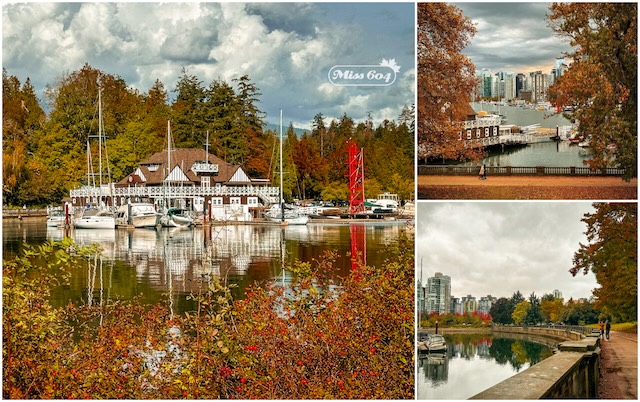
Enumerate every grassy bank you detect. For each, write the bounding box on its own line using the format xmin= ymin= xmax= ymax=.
xmin=588 ymin=322 xmax=637 ymax=333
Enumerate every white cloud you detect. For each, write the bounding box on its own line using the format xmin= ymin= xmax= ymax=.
xmin=3 ymin=2 xmax=414 ymax=128
xmin=417 ymin=202 xmax=599 ymax=301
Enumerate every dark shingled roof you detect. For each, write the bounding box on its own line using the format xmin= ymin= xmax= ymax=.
xmin=117 ymin=148 xmax=249 ymax=186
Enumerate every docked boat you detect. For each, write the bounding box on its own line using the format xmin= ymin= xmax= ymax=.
xmin=74 ymin=208 xmax=116 ymax=229
xmin=417 ymin=333 xmax=447 ymax=353
xmin=578 ymin=138 xmax=590 ymax=148
xmin=46 ymin=208 xmax=66 ymax=227
xmin=567 ymin=136 xmax=581 ymax=145
xmin=264 ymin=204 xmax=310 ymax=225
xmin=160 ymin=207 xmax=194 ymax=228
xmin=116 ymin=203 xmax=159 ymax=228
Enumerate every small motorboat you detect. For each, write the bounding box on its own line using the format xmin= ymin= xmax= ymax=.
xmin=46 ymin=208 xmax=66 ymax=227
xmin=417 ymin=333 xmax=447 ymax=353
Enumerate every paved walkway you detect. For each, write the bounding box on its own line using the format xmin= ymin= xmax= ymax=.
xmin=418 ymin=175 xmax=637 ymax=200
xmin=598 ymin=331 xmax=637 ymax=399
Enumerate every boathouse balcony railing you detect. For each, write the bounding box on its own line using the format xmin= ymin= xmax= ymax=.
xmin=418 ymin=165 xmax=626 ymax=176
xmin=70 ymin=185 xmax=281 ymax=205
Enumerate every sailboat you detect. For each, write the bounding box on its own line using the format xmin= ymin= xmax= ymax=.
xmin=264 ymin=111 xmax=309 ymax=225
xmin=75 ymin=87 xmax=115 ymax=229
xmin=159 ymin=121 xmax=194 ymax=228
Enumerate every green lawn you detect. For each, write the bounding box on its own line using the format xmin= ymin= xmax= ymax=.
xmin=588 ymin=322 xmax=637 ymax=333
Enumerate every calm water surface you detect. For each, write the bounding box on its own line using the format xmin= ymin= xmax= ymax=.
xmin=464 ymin=141 xmax=593 ymax=168
xmin=472 ymin=102 xmax=572 ymax=128
xmin=3 ymin=219 xmax=409 ymax=314
xmin=456 ymin=103 xmax=590 ymax=167
xmin=417 ymin=333 xmax=554 ymax=400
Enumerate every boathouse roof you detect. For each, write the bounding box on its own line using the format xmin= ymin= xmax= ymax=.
xmin=116 ymin=148 xmax=267 ymax=187
xmin=465 ymin=103 xmax=477 ymax=120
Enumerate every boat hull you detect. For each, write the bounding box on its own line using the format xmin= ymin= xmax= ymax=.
xmin=46 ymin=217 xmax=66 ymax=227
xmin=265 ymin=214 xmax=309 ymax=225
xmin=74 ymin=217 xmax=115 ymax=229
xmin=160 ymin=214 xmax=193 ymax=228
xmin=131 ymin=214 xmax=159 ymax=228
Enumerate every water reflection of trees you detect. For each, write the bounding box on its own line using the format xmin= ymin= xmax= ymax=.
xmin=421 ymin=333 xmax=554 ymax=385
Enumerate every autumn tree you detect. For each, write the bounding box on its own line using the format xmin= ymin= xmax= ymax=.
xmin=572 ymin=203 xmax=637 ymax=322
xmin=548 ymin=3 xmax=637 ymax=179
xmin=561 ymin=299 xmax=600 ymax=325
xmin=512 ymin=301 xmax=530 ymax=325
xmin=417 ymin=2 xmax=482 ymax=162
xmin=540 ymin=294 xmax=565 ymax=323
xmin=3 ymin=70 xmax=46 ymax=205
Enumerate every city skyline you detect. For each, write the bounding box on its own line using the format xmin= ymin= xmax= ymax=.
xmin=454 ymin=2 xmax=573 ymax=74
xmin=416 ymin=202 xmax=600 ymax=301
xmin=2 ymin=2 xmax=414 ymax=129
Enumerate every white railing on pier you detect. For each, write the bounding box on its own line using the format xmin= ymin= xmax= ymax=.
xmin=70 ymin=185 xmax=280 ymax=205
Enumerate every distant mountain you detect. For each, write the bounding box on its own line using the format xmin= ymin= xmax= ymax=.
xmin=264 ymin=123 xmax=309 ymax=137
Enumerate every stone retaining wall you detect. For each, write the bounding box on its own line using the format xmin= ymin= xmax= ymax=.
xmin=491 ymin=325 xmax=585 ymax=341
xmin=471 ymin=329 xmax=601 ymax=399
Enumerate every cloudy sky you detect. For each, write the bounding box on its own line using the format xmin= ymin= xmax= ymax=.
xmin=2 ymin=2 xmax=414 ymax=129
xmin=416 ymin=202 xmax=600 ymax=301
xmin=454 ymin=2 xmax=573 ymax=74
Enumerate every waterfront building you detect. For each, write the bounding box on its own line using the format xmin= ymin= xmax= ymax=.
xmin=515 ymin=73 xmax=526 ymax=98
xmin=417 ymin=279 xmax=426 ymax=314
xmin=530 ymin=70 xmax=548 ymax=103
xmin=459 ymin=104 xmax=516 ymax=147
xmin=552 ymin=289 xmax=563 ymax=299
xmin=478 ymin=295 xmax=497 ymax=315
xmin=425 ymin=272 xmax=451 ymax=315
xmin=70 ymin=148 xmax=280 ymax=221
xmin=461 ymin=295 xmax=477 ymax=314
xmin=450 ymin=296 xmax=460 ymax=315
xmin=477 ymin=69 xmax=494 ymax=98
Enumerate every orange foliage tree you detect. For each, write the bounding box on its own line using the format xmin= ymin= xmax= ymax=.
xmin=572 ymin=203 xmax=637 ymax=322
xmin=417 ymin=3 xmax=482 ymax=163
xmin=548 ymin=3 xmax=637 ymax=179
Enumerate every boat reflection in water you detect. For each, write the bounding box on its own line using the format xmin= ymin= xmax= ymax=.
xmin=417 ymin=333 xmax=555 ymax=400
xmin=42 ymin=222 xmax=409 ymax=314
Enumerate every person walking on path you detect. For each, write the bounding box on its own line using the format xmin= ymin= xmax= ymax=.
xmin=479 ymin=164 xmax=487 ymax=180
xmin=599 ymin=321 xmax=605 ymax=339
xmin=605 ymin=319 xmax=611 ymax=340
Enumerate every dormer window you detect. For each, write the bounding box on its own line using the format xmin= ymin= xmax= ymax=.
xmin=146 ymin=164 xmax=160 ymax=172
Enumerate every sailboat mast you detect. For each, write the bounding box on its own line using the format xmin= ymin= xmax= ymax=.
xmin=167 ymin=120 xmax=171 ymax=181
xmin=205 ymin=131 xmax=209 ymax=164
xmin=166 ymin=120 xmax=171 ymax=209
xmin=279 ymin=110 xmax=284 ymax=223
xmin=98 ymin=87 xmax=103 ymax=188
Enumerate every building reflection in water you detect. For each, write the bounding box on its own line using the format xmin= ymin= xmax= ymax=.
xmin=43 ymin=222 xmax=409 ymax=314
xmin=419 ymin=333 xmax=554 ymax=387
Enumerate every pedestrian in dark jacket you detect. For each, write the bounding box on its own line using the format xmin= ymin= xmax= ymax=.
xmin=605 ymin=320 xmax=611 ymax=340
